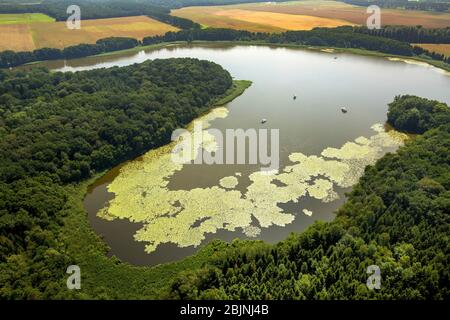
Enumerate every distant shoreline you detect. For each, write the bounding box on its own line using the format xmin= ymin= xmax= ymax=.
xmin=25 ymin=40 xmax=450 ymax=73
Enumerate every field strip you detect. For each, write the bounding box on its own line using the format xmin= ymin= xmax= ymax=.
xmin=214 ymin=8 xmax=354 ymax=30
xmin=0 ymin=24 xmax=35 ymax=51
xmin=0 ymin=15 xmax=178 ymax=51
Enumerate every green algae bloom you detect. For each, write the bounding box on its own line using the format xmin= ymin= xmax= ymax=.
xmin=98 ymin=107 xmax=409 ymax=254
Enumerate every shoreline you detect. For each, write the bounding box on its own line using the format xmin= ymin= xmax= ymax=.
xmin=22 ymin=40 xmax=450 ymax=73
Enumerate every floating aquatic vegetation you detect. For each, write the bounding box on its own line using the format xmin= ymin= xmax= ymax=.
xmin=243 ymin=225 xmax=261 ymax=238
xmin=307 ymin=179 xmax=339 ymax=202
xmin=303 ymin=209 xmax=313 ymax=217
xmin=99 ymin=116 xmax=409 ymax=254
xmin=219 ymin=176 xmax=239 ymax=189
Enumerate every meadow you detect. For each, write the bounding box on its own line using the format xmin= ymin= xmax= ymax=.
xmin=0 ymin=13 xmax=54 ymax=25
xmin=0 ymin=15 xmax=178 ymax=51
xmin=172 ymin=0 xmax=450 ymax=31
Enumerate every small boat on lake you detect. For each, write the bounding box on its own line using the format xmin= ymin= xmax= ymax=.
xmin=261 ymin=118 xmax=267 ymax=124
xmin=341 ymin=107 xmax=348 ymax=113
xmin=293 ymin=95 xmax=297 ymax=100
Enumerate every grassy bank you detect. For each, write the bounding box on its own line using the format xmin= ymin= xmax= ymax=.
xmin=213 ymin=80 xmax=252 ymax=106
xmin=60 ymin=79 xmax=252 ymax=299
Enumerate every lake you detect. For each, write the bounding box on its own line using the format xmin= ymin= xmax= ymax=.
xmin=42 ymin=44 xmax=450 ymax=266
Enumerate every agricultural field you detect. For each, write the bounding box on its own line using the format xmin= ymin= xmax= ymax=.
xmin=171 ymin=4 xmax=353 ymax=32
xmin=0 ymin=13 xmax=54 ymax=24
xmin=0 ymin=15 xmax=178 ymax=51
xmin=0 ymin=24 xmax=35 ymax=51
xmin=413 ymin=43 xmax=450 ymax=57
xmin=172 ymin=0 xmax=450 ymax=31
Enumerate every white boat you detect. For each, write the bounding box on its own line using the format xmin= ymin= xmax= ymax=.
xmin=261 ymin=118 xmax=267 ymax=123
xmin=341 ymin=107 xmax=348 ymax=113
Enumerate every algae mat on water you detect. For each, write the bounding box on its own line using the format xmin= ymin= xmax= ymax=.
xmin=98 ymin=107 xmax=408 ymax=254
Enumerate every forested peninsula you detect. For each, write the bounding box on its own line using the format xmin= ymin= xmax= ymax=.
xmin=0 ymin=58 xmax=235 ymax=298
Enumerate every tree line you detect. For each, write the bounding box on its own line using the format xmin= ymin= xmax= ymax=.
xmin=169 ymin=95 xmax=450 ymax=300
xmin=0 ymin=58 xmax=233 ymax=298
xmin=353 ymin=26 xmax=450 ymax=44
xmin=0 ymin=37 xmax=140 ymax=67
xmin=341 ymin=0 xmax=450 ymax=12
xmin=352 ymin=26 xmax=450 ymax=61
xmin=6 ymin=26 xmax=450 ymax=68
xmin=144 ymin=26 xmax=450 ymax=62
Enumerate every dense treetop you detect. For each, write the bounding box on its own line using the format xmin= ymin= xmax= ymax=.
xmin=0 ymin=58 xmax=232 ymax=183
xmin=388 ymin=95 xmax=450 ymax=134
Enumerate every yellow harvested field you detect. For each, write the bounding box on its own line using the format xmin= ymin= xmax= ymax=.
xmin=215 ymin=9 xmax=354 ymax=30
xmin=172 ymin=5 xmax=353 ymax=32
xmin=31 ymin=16 xmax=178 ymax=49
xmin=172 ymin=0 xmax=450 ymax=31
xmin=413 ymin=43 xmax=450 ymax=57
xmin=0 ymin=24 xmax=35 ymax=51
xmin=0 ymin=15 xmax=178 ymax=51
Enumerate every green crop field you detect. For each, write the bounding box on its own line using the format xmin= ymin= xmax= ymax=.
xmin=0 ymin=13 xmax=55 ymax=25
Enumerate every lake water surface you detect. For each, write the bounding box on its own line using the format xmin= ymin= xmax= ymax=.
xmin=43 ymin=44 xmax=450 ymax=266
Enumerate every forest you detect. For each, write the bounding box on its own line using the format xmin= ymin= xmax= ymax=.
xmin=168 ymin=95 xmax=450 ymax=299
xmin=0 ymin=58 xmax=233 ymax=298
